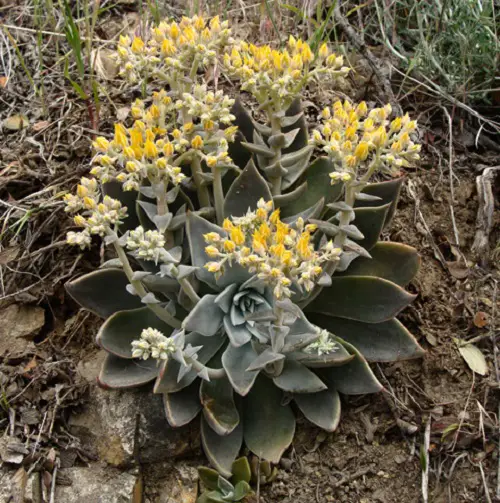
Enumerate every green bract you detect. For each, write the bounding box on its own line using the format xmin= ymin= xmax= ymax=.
xmin=64 ymin=15 xmax=423 ymax=478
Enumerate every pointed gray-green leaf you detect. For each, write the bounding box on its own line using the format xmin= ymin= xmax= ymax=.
xmin=280 ymin=111 xmax=304 ymax=128
xmin=317 ymin=339 xmax=383 ymax=395
xmin=201 ymin=377 xmax=240 ymax=436
xmin=282 ymin=99 xmax=308 ymax=154
xmin=282 ymin=198 xmax=324 ymax=226
xmin=294 ymin=388 xmax=341 ymax=432
xmin=66 ymin=269 xmax=142 ymax=318
xmin=308 ymin=314 xmax=425 ymax=362
xmin=348 ymin=204 xmax=390 ymax=250
xmin=224 ymin=317 xmax=252 ymax=347
xmin=215 ymin=284 xmax=239 ymax=313
xmin=201 ymin=416 xmax=243 ymax=478
xmin=336 ymin=242 xmax=420 ymax=286
xmin=98 ymin=354 xmax=158 ymax=389
xmin=243 ymin=375 xmax=295 ymax=463
xmin=183 ymin=294 xmax=224 ymax=336
xmin=240 ymin=141 xmax=274 ymax=158
xmin=154 ymin=333 xmax=225 ymax=393
xmin=273 ymin=360 xmax=327 ymax=393
xmin=229 ymin=99 xmax=253 ymax=168
xmin=273 ymin=181 xmax=308 ymax=209
xmin=163 ymin=380 xmax=201 ymax=427
xmin=354 ymin=178 xmax=404 ymax=229
xmin=290 ymin=345 xmax=355 ymax=368
xmin=307 ymin=276 xmax=416 ymax=323
xmin=142 ymin=274 xmax=180 ymax=295
xmin=222 ymin=342 xmax=260 ymax=396
xmin=97 ymin=307 xmax=174 ymax=358
xmin=198 ymin=467 xmax=220 ymax=491
xmin=224 ymin=160 xmax=273 ymax=218
xmin=282 ymin=157 xmax=342 ymax=215
xmin=246 ymin=348 xmax=285 ymax=372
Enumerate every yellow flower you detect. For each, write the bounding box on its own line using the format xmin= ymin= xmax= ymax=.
xmin=355 ymin=102 xmax=368 ymax=117
xmin=150 ymin=105 xmax=160 ymax=119
xmin=74 ymin=215 xmax=86 ymax=227
xmin=203 ymin=119 xmax=214 ymax=131
xmin=206 ymin=156 xmax=218 ymax=168
xmin=131 ymin=107 xmax=142 ymax=119
xmin=76 ymin=185 xmax=88 ymax=198
xmin=223 ymin=240 xmax=236 ymax=253
xmin=318 ymin=43 xmax=329 ymax=59
xmin=114 ymin=124 xmax=128 ymax=148
xmin=222 ymin=218 xmax=233 ymax=231
xmin=161 ymin=39 xmax=176 ymax=56
xmin=205 ymin=245 xmax=219 ymax=258
xmin=191 ymin=135 xmax=204 ymax=149
xmin=183 ymin=123 xmax=194 ymax=134
xmin=83 ymin=197 xmax=96 ymax=209
xmin=206 ymin=262 xmax=221 ymax=273
xmin=94 ymin=136 xmax=110 ymax=151
xmin=296 ymin=232 xmax=312 ymax=259
xmin=163 ymin=142 xmax=174 ymax=156
xmin=230 ymin=226 xmax=245 ymax=245
xmin=204 ymin=232 xmax=220 ymax=243
xmin=144 ymin=140 xmax=158 ymax=158
xmin=345 ymin=155 xmax=357 ymax=168
xmin=269 ymin=209 xmax=281 ymax=225
xmin=131 ymin=37 xmax=145 ymax=54
xmin=354 ymin=142 xmax=369 ymax=161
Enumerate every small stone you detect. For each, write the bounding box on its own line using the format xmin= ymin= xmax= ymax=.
xmin=70 ymin=352 xmax=199 ymax=467
xmin=394 ymin=454 xmax=406 ymax=464
xmin=55 ymin=465 xmax=135 ymax=502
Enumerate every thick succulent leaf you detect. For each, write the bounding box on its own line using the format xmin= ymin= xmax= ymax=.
xmin=229 ymin=99 xmax=253 ymax=168
xmin=273 ymin=181 xmax=308 ymax=209
xmin=200 ymin=377 xmax=240 ymax=436
xmin=336 ymin=242 xmax=420 ymax=287
xmin=102 ymin=181 xmax=140 ymax=232
xmin=97 ymin=307 xmax=174 ymax=358
xmin=223 ymin=160 xmax=273 ymax=218
xmin=201 ymin=416 xmax=243 ymax=478
xmin=243 ymin=375 xmax=295 ymax=463
xmin=308 ymin=314 xmax=424 ymax=362
xmin=233 ymin=480 xmax=251 ymax=501
xmin=291 ymin=346 xmax=355 ymax=368
xmin=198 ymin=467 xmax=220 ymax=491
xmin=246 ymin=348 xmax=285 ymax=372
xmin=224 ymin=317 xmax=252 ymax=347
xmin=183 ymin=295 xmax=224 ymax=336
xmin=317 ymin=339 xmax=383 ymax=395
xmin=282 ymin=157 xmax=342 ymax=217
xmin=307 ymin=276 xmax=416 ymax=323
xmin=273 ymin=360 xmax=327 ymax=393
xmin=163 ymin=380 xmax=201 ymax=427
xmin=282 ymin=198 xmax=324 ymax=226
xmin=154 ymin=333 xmax=225 ymax=393
xmin=66 ymin=269 xmax=142 ymax=318
xmin=349 ymin=204 xmax=390 ymax=251
xmin=222 ymin=343 xmax=260 ymax=396
xmin=231 ymin=457 xmax=252 ymax=484
xmin=282 ymin=99 xmax=308 ymax=156
xmin=354 ymin=178 xmax=404 ymax=229
xmin=98 ymin=354 xmax=158 ymax=389
xmin=294 ymin=388 xmax=341 ymax=432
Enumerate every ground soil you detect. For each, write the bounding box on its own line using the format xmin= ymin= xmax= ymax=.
xmin=0 ymin=2 xmax=499 ymax=503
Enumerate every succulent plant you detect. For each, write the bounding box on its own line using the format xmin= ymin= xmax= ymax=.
xmin=64 ymin=15 xmax=424 ymax=477
xmin=197 ymin=457 xmax=253 ymax=503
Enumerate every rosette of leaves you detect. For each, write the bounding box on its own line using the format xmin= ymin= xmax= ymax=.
xmin=65 ymin=97 xmax=423 ymax=477
xmin=198 ymin=457 xmax=252 ymax=503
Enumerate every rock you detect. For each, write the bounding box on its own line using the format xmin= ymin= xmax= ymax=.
xmin=0 ymin=303 xmax=44 ymax=356
xmin=56 ymin=465 xmax=136 ymax=502
xmin=148 ymin=462 xmax=199 ymax=503
xmin=71 ymin=351 xmax=199 ymax=467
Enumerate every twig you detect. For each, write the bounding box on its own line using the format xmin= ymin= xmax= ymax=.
xmin=472 ymin=167 xmax=499 ymax=267
xmin=421 ymin=416 xmax=431 ymax=503
xmin=48 ymin=461 xmax=59 ymax=503
xmin=333 ymin=466 xmax=374 ymax=488
xmin=478 ymin=461 xmax=493 ymax=503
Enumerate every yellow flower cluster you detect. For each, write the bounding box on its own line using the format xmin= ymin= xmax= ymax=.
xmin=116 ymin=15 xmax=232 ymax=86
xmin=90 ymin=122 xmax=188 ymax=192
xmin=64 ymin=177 xmax=127 ymax=249
xmin=223 ymin=37 xmax=349 ymax=111
xmin=310 ymin=100 xmax=421 ymax=182
xmin=203 ymin=199 xmax=341 ymax=299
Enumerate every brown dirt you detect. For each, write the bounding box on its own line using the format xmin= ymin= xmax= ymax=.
xmin=1 ymin=2 xmax=499 ymax=503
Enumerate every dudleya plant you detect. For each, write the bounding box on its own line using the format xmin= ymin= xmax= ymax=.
xmin=64 ymin=15 xmax=424 ymax=477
